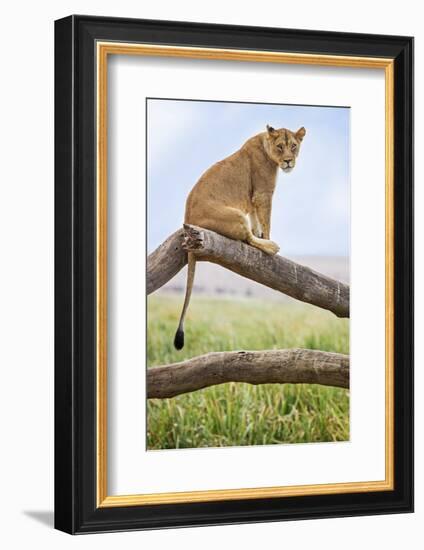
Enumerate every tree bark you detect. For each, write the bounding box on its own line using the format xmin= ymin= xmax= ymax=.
xmin=147 ymin=225 xmax=349 ymax=318
xmin=147 ymin=349 xmax=349 ymax=399
xmin=147 ymin=229 xmax=187 ymax=295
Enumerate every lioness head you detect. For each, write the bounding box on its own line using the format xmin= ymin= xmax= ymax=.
xmin=264 ymin=125 xmax=306 ymax=173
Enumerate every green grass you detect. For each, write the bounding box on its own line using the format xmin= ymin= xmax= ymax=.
xmin=147 ymin=294 xmax=349 ymax=450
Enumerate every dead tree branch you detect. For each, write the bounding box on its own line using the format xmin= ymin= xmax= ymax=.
xmin=147 ymin=349 xmax=349 ymax=399
xmin=147 ymin=226 xmax=349 ymax=318
xmin=147 ymin=229 xmax=187 ymax=295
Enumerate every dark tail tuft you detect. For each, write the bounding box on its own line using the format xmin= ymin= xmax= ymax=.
xmin=174 ymin=329 xmax=184 ymax=350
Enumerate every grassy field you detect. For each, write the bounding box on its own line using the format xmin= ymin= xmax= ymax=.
xmin=147 ymin=294 xmax=349 ymax=450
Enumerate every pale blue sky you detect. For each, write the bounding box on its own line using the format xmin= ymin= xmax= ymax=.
xmin=147 ymin=99 xmax=350 ymax=257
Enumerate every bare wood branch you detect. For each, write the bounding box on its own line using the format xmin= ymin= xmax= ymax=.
xmin=147 ymin=226 xmax=349 ymax=317
xmin=147 ymin=349 xmax=349 ymax=399
xmin=147 ymin=229 xmax=187 ymax=294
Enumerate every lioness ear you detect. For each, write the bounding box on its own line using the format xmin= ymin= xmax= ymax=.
xmin=266 ymin=124 xmax=278 ymax=138
xmin=296 ymin=127 xmax=306 ymax=141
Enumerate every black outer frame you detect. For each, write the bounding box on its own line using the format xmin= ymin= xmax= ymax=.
xmin=54 ymin=15 xmax=414 ymax=534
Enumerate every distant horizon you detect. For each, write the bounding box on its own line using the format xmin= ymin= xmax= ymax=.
xmin=147 ymin=98 xmax=350 ymax=257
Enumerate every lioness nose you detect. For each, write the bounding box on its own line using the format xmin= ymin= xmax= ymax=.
xmin=283 ymin=159 xmax=291 ymax=164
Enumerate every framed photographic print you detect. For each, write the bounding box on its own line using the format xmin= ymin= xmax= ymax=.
xmin=54 ymin=15 xmax=413 ymax=534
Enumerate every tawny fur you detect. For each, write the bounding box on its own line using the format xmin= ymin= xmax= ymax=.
xmin=174 ymin=125 xmax=306 ymax=350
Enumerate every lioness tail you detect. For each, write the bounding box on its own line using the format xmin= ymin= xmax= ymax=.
xmin=174 ymin=252 xmax=196 ymax=350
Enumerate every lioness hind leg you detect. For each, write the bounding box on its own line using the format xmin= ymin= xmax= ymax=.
xmin=194 ymin=206 xmax=252 ymax=241
xmin=196 ymin=207 xmax=279 ymax=256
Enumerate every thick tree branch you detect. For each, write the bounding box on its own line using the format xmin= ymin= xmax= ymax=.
xmin=147 ymin=229 xmax=187 ymax=295
xmin=147 ymin=349 xmax=349 ymax=399
xmin=147 ymin=226 xmax=349 ymax=317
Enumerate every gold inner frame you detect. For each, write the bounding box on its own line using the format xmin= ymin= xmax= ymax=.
xmin=96 ymin=42 xmax=395 ymax=508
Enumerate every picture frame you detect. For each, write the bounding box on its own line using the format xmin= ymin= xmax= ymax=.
xmin=54 ymin=15 xmax=413 ymax=534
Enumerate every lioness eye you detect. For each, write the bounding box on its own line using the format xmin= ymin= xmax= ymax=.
xmin=291 ymin=143 xmax=297 ymax=151
xmin=277 ymin=144 xmax=283 ymax=151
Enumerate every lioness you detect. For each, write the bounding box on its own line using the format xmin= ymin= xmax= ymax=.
xmin=174 ymin=124 xmax=306 ymax=350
